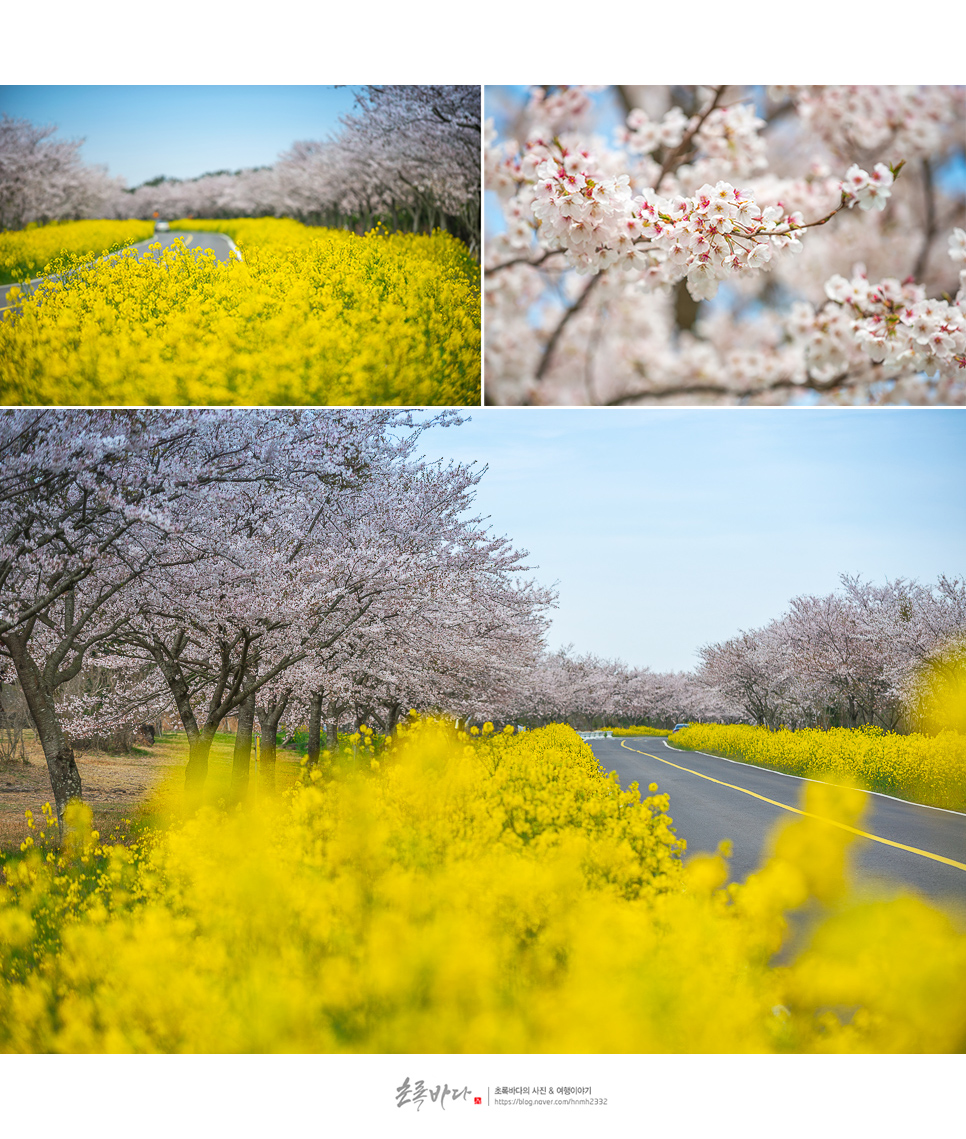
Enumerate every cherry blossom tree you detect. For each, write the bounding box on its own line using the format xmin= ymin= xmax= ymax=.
xmin=336 ymin=85 xmax=481 ymax=248
xmin=0 ymin=410 xmax=212 ymax=829
xmin=0 ymin=115 xmax=123 ymax=230
xmin=1 ymin=409 xmax=493 ymax=821
xmin=281 ymin=451 xmax=555 ymax=766
xmin=502 ymin=573 xmax=966 ymax=733
xmin=101 ymin=410 xmax=493 ymax=798
xmin=507 ymin=647 xmax=726 ymax=729
xmin=484 ymin=85 xmax=965 ymax=405
xmin=697 ymin=574 xmax=966 ymax=730
xmin=3 ymin=88 xmax=481 ymax=247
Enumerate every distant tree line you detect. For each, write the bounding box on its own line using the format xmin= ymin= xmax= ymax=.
xmin=509 ymin=574 xmax=966 ymax=733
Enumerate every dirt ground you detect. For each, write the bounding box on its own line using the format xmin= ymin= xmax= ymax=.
xmin=0 ymin=730 xmax=307 ymax=850
xmin=0 ymin=732 xmax=184 ymax=850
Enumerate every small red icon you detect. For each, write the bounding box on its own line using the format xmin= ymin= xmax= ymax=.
xmin=474 ymin=1097 xmax=482 ymax=1105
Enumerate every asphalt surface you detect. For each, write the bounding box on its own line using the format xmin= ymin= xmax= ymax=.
xmin=589 ymin=736 xmax=966 ymax=911
xmin=119 ymin=229 xmax=240 ymax=263
xmin=0 ymin=230 xmax=240 ymax=314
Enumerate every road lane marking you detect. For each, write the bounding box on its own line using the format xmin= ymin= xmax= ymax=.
xmin=619 ymin=741 xmax=966 ymax=873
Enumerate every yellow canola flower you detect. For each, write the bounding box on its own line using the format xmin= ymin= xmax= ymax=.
xmin=911 ymin=642 xmax=966 ymax=735
xmin=0 ymin=721 xmax=963 ymax=1053
xmin=605 ymin=725 xmax=671 ymax=738
xmin=1 ymin=218 xmax=480 ymax=406
xmin=670 ymin=722 xmax=966 ymax=812
xmin=0 ymin=219 xmax=154 ymax=282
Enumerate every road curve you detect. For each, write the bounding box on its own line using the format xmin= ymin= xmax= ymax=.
xmin=588 ymin=735 xmax=966 ymax=909
xmin=0 ymin=230 xmax=241 ymax=315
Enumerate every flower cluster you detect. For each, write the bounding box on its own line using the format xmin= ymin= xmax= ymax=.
xmin=619 ymin=101 xmax=769 ymax=189
xmin=685 ymin=103 xmax=769 ymax=182
xmin=1 ymin=721 xmax=965 ymax=1052
xmin=840 ymin=163 xmax=895 ymax=211
xmin=524 ymin=85 xmax=597 ymax=134
xmin=773 ymin=85 xmax=966 ymax=161
xmin=789 ymin=256 xmax=966 ymax=386
xmin=0 ymin=218 xmax=154 ymax=283
xmin=530 ymin=152 xmax=637 ymax=273
xmin=619 ymin=105 xmax=689 ymax=155
xmin=1 ymin=218 xmax=480 ymax=406
xmin=529 ymin=142 xmax=805 ymax=299
xmin=650 ymin=179 xmax=803 ymax=301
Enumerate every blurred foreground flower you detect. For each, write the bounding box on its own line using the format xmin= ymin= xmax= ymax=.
xmin=0 ymin=721 xmax=963 ymax=1052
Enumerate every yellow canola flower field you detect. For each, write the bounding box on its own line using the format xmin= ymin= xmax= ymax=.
xmin=605 ymin=726 xmax=671 ymax=737
xmin=669 ymin=723 xmax=966 ymax=812
xmin=1 ymin=218 xmax=480 ymax=406
xmin=0 ymin=219 xmax=154 ymax=283
xmin=1 ymin=721 xmax=964 ymax=1053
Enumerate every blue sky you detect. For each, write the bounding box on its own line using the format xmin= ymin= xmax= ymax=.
xmin=0 ymin=86 xmax=364 ymax=186
xmin=416 ymin=409 xmax=966 ymax=673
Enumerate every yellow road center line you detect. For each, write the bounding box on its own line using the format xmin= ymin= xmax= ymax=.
xmin=620 ymin=741 xmax=966 ymax=873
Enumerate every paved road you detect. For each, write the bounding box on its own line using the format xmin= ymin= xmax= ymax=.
xmin=0 ymin=230 xmax=241 ymax=314
xmin=589 ymin=736 xmax=966 ymax=910
xmin=117 ymin=229 xmax=241 ymax=264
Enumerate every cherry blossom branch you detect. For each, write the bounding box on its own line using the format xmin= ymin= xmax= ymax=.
xmin=657 ymin=85 xmax=727 ymax=184
xmin=535 ymin=273 xmax=602 ymax=382
xmin=603 ymin=368 xmax=855 ymax=405
xmin=483 ymin=248 xmax=565 ymax=276
xmin=913 ymin=158 xmax=937 ymax=283
xmin=584 ymin=300 xmax=609 ymax=403
xmin=486 ymin=85 xmax=964 ymax=406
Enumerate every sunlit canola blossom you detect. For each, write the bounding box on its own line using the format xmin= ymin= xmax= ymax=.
xmin=0 ymin=218 xmax=480 ymax=406
xmin=0 ymin=219 xmax=154 ymax=282
xmin=1 ymin=720 xmax=964 ymax=1053
xmin=670 ymin=723 xmax=966 ymax=812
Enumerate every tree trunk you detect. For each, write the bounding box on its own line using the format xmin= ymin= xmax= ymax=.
xmin=258 ymin=726 xmax=276 ymax=795
xmin=4 ymin=633 xmax=82 ymax=839
xmin=326 ymin=717 xmax=339 ymax=751
xmin=229 ymin=687 xmax=256 ymax=807
xmin=385 ymin=701 xmax=403 ymax=736
xmin=257 ymin=692 xmax=290 ymax=796
xmin=307 ymin=690 xmax=323 ymax=766
xmin=184 ymin=729 xmax=216 ymax=806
